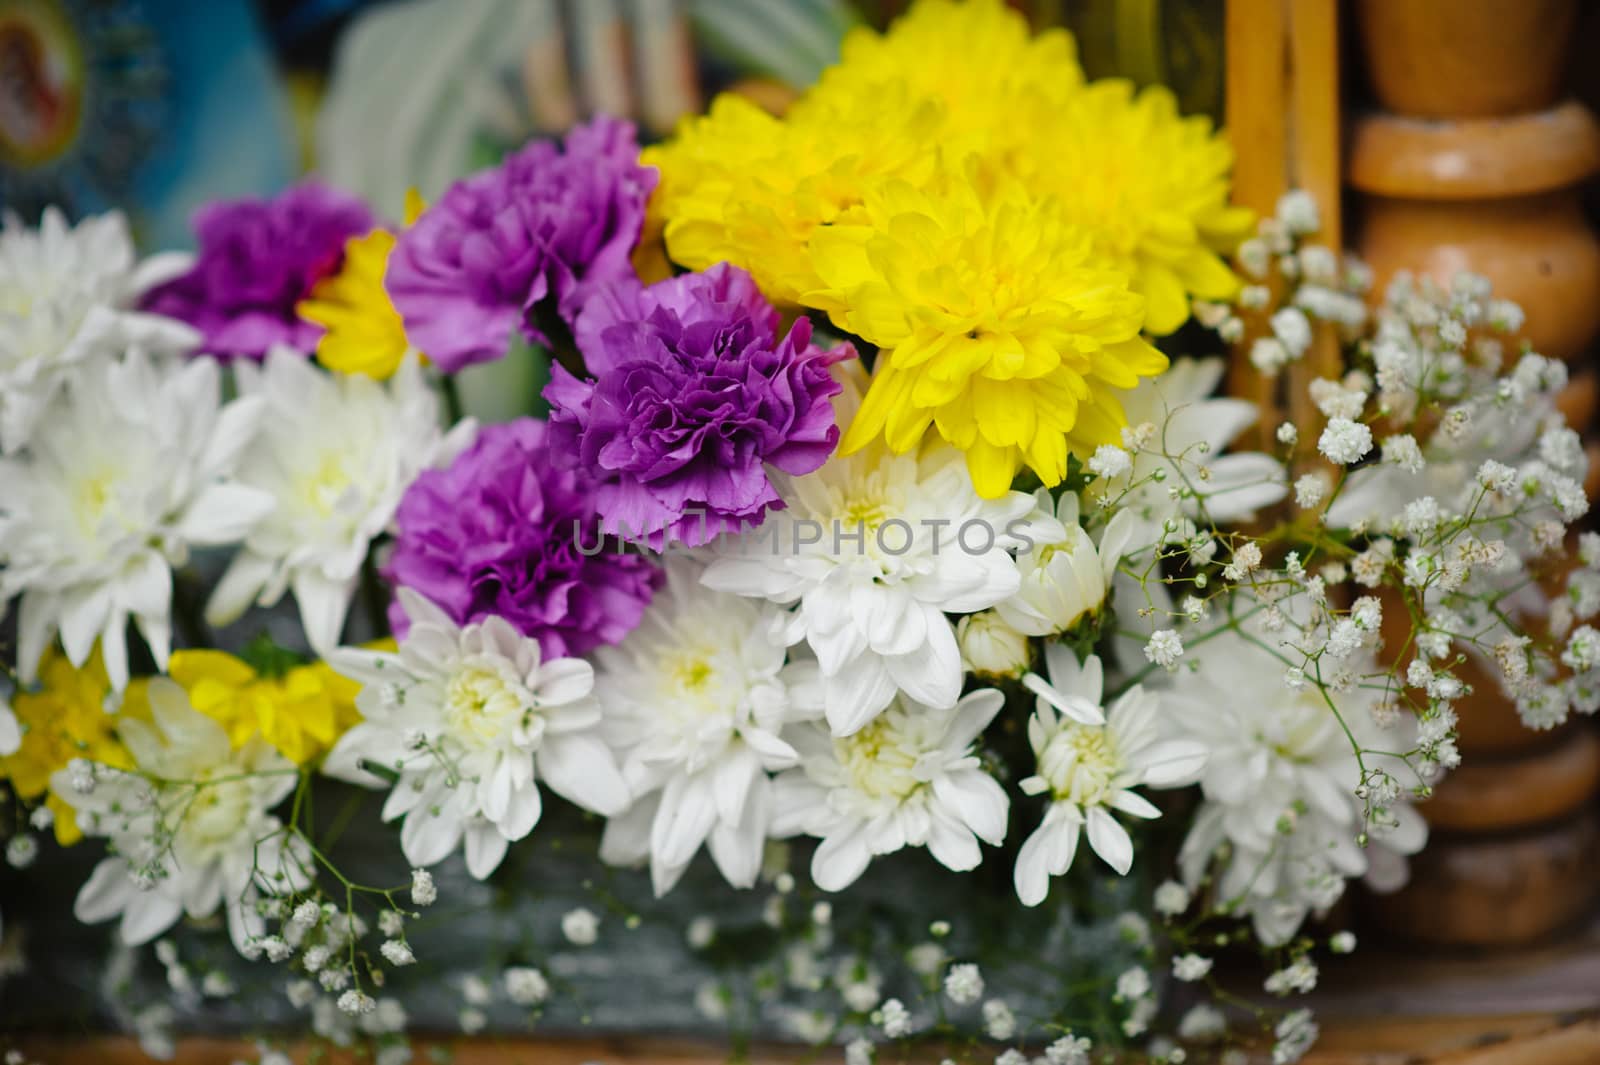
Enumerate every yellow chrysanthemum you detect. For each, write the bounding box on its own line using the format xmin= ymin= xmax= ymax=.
xmin=1023 ymin=80 xmax=1253 ymax=335
xmin=163 ymin=649 xmax=368 ymax=766
xmin=0 ymin=648 xmax=134 ymax=845
xmin=795 ymin=0 xmax=1082 ymax=157
xmin=298 ymin=190 xmax=427 ymax=378
xmin=643 ymin=91 xmax=936 ymax=305
xmin=645 ymin=0 xmax=1084 ymax=307
xmin=812 ymin=172 xmax=1166 ymax=497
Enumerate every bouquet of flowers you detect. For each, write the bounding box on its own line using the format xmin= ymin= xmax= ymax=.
xmin=2 ymin=2 xmax=1593 ymax=1062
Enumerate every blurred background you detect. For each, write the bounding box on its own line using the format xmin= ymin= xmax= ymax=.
xmin=0 ymin=0 xmax=1227 ymax=250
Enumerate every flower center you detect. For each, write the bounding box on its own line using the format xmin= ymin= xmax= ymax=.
xmin=297 ymin=452 xmax=353 ymax=518
xmin=1038 ymin=724 xmax=1122 ymax=806
xmin=444 ymin=665 xmax=528 ymax=748
xmin=836 ymin=716 xmax=923 ymax=800
xmin=660 ymin=648 xmax=740 ymax=723
xmin=181 ymin=773 xmax=255 ymax=851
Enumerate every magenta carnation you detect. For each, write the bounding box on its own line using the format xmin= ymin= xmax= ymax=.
xmin=141 ymin=181 xmax=374 ymax=360
xmin=384 ymin=418 xmax=659 ymax=658
xmin=384 ymin=116 xmax=656 ymax=373
xmin=544 ymin=263 xmax=854 ymax=548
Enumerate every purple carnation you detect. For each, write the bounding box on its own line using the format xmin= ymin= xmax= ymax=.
xmin=385 ymin=418 xmax=659 ymax=659
xmin=545 ymin=263 xmax=854 ymax=548
xmin=385 ymin=116 xmax=656 ymax=373
xmin=142 ymin=181 xmax=374 ymax=360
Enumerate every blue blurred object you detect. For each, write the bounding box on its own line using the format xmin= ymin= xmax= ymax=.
xmin=0 ymin=0 xmax=298 ymax=249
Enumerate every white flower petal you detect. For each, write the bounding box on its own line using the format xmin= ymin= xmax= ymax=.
xmin=205 ymin=550 xmax=278 ymax=627
xmin=293 ymin=569 xmax=354 ymax=656
xmin=812 ymin=824 xmax=874 ymax=891
xmin=464 ymin=820 xmax=511 ymax=880
xmin=1086 ymin=806 xmax=1135 ymax=875
xmin=120 ymin=890 xmax=184 ymax=946
xmin=540 ymin=733 xmax=628 ymax=817
xmin=75 ymin=859 xmax=136 ymax=925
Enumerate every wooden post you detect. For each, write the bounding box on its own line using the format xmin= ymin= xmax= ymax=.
xmin=1223 ymin=0 xmax=1289 ymax=445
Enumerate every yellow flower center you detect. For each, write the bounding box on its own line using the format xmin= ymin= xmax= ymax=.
xmin=444 ymin=666 xmax=527 ymax=748
xmin=297 ymin=452 xmax=352 ymax=518
xmin=1037 ymin=724 xmax=1121 ymax=806
xmin=184 ymin=772 xmax=255 ymax=850
xmin=661 ymin=648 xmax=741 ymax=722
xmin=836 ymin=716 xmax=923 ymax=800
xmin=67 ymin=461 xmax=133 ymax=539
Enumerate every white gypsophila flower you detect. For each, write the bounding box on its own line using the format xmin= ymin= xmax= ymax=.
xmin=561 ymin=907 xmax=600 ymax=945
xmin=595 ymin=559 xmax=819 ymax=895
xmin=771 ymin=689 xmax=1009 ymax=892
xmin=1276 ymin=190 xmax=1320 ymax=235
xmin=0 ymin=208 xmax=196 ymax=453
xmin=944 ymin=962 xmax=984 ymax=1006
xmin=996 ymin=489 xmax=1133 ymax=639
xmin=703 ymin=364 xmax=1030 ymax=736
xmin=1178 ymin=1005 xmax=1226 ymax=1042
xmin=956 ymin=611 xmax=1032 ymax=679
xmin=0 ymin=352 xmax=271 ymax=689
xmin=1172 ymin=953 xmax=1213 ymax=982
xmin=1116 ymin=966 xmax=1150 ymax=1001
xmin=1168 ymin=630 xmax=1426 ymax=946
xmin=1046 ymin=1034 xmax=1093 ymax=1065
xmin=1250 ymin=337 xmax=1291 ymax=374
xmin=1153 ymin=880 xmax=1190 ymax=916
xmin=1274 ymin=1009 xmax=1319 ymax=1064
xmin=1382 ymin=434 xmax=1425 ymax=474
xmin=1332 ymin=352 xmax=1575 ymax=539
xmin=54 ymin=679 xmax=306 ymax=953
xmin=1238 ymin=238 xmax=1271 ymax=279
xmin=1087 ymin=358 xmax=1285 ymax=556
xmin=504 ymin=965 xmax=550 ymax=1006
xmin=982 ymin=999 xmax=1016 ymax=1041
xmin=1317 ymin=418 xmax=1373 ymax=465
xmin=1308 ymin=378 xmax=1368 ymax=421
xmin=1143 ymin=630 xmax=1184 ymax=670
xmin=1087 ymin=444 xmax=1132 ymax=480
xmin=409 ymin=869 xmax=436 ymax=906
xmin=845 ymin=1038 xmax=874 ymax=1065
xmin=1271 ymin=308 xmax=1312 ymax=359
xmin=1013 ymin=648 xmax=1205 ymax=904
xmin=1265 ymin=956 xmax=1319 ymax=995
xmin=878 ymin=997 xmax=911 ymax=1037
xmin=337 ymin=990 xmax=375 ymax=1016
xmin=1294 ymin=473 xmax=1328 ymax=509
xmin=323 ymin=588 xmax=627 ymax=879
xmin=206 ymin=349 xmax=472 ymax=654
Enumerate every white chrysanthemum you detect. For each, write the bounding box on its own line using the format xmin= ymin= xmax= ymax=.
xmin=596 ymin=559 xmax=818 ymax=895
xmin=54 ymin=679 xmax=306 ymax=952
xmin=998 ymin=490 xmax=1132 ymax=637
xmin=771 ymin=688 xmax=1009 ymax=891
xmin=206 ymin=349 xmax=471 ymax=653
xmin=0 ymin=352 xmax=272 ymax=689
xmin=1167 ymin=630 xmax=1426 ymax=946
xmin=704 ymin=368 xmax=1030 ymax=736
xmin=1088 ymin=358 xmax=1286 ymax=554
xmin=323 ymin=588 xmax=628 ymax=879
xmin=1014 ymin=647 xmax=1205 ymax=905
xmin=0 ymin=208 xmax=196 ymax=453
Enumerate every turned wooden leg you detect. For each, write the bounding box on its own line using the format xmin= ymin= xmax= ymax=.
xmin=1349 ymin=0 xmax=1600 ymax=948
